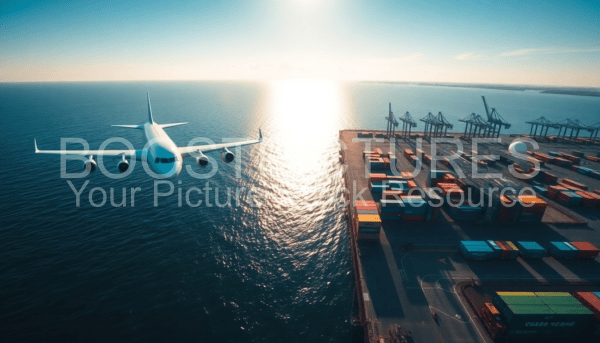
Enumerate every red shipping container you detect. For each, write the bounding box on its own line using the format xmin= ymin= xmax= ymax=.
xmin=573 ymin=292 xmax=600 ymax=320
xmin=562 ymin=178 xmax=588 ymax=191
xmin=576 ymin=191 xmax=598 ymax=207
xmin=570 ymin=242 xmax=600 ymax=259
xmin=547 ymin=185 xmax=561 ymax=200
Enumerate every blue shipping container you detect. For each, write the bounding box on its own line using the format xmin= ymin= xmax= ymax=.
xmin=548 ymin=241 xmax=578 ymax=259
xmin=388 ymin=180 xmax=409 ymax=191
xmin=533 ymin=186 xmax=547 ymax=196
xmin=548 ymin=151 xmax=558 ymax=157
xmin=515 ymin=241 xmax=546 ymax=259
xmin=486 ymin=240 xmax=503 ymax=259
xmin=460 ymin=241 xmax=494 ymax=260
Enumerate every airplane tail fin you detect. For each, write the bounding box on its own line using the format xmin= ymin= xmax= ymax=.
xmin=147 ymin=93 xmax=154 ymax=124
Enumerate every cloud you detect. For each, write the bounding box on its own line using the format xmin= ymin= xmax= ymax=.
xmin=455 ymin=52 xmax=480 ymax=61
xmin=501 ymin=47 xmax=600 ymax=57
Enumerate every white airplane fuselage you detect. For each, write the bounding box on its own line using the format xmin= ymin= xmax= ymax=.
xmin=144 ymin=122 xmax=183 ymax=179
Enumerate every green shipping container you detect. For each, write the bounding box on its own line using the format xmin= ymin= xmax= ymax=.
xmin=493 ymin=292 xmax=593 ymax=337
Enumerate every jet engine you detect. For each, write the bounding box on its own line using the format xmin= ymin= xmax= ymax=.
xmin=117 ymin=156 xmax=130 ymax=173
xmin=196 ymin=152 xmax=209 ymax=167
xmin=221 ymin=148 xmax=234 ymax=163
xmin=83 ymin=156 xmax=97 ymax=172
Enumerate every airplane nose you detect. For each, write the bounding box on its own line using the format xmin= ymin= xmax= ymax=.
xmin=165 ymin=162 xmax=182 ymax=179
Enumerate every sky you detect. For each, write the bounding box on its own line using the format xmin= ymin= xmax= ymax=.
xmin=1 ymin=0 xmax=599 ymax=86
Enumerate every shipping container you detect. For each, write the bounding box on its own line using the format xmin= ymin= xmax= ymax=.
xmin=570 ymin=241 xmax=600 ymax=260
xmin=503 ymin=241 xmax=520 ymax=259
xmin=549 ymin=241 xmax=579 ymax=259
xmin=562 ymin=178 xmax=588 ymax=191
xmin=573 ymin=292 xmax=600 ymax=320
xmin=423 ymin=187 xmax=442 ymax=221
xmin=486 ymin=240 xmax=503 ymax=259
xmin=401 ymin=196 xmax=427 ymax=216
xmin=532 ymin=185 xmax=547 ymax=196
xmin=460 ymin=241 xmax=495 ymax=260
xmin=493 ymin=292 xmax=593 ymax=337
xmin=515 ymin=241 xmax=546 ymax=259
xmin=388 ymin=180 xmax=409 ymax=192
xmin=557 ymin=191 xmax=583 ymax=207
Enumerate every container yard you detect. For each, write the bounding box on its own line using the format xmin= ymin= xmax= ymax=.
xmin=339 ymin=118 xmax=600 ymax=342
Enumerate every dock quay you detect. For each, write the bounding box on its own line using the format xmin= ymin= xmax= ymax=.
xmin=339 ymin=130 xmax=600 ymax=343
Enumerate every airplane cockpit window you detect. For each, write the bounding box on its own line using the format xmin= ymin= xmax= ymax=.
xmin=168 ymin=157 xmax=175 ymax=163
xmin=160 ymin=158 xmax=169 ymax=163
xmin=155 ymin=158 xmax=160 ymax=163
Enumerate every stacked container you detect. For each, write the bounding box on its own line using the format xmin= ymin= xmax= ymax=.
xmin=557 ymin=191 xmax=583 ymax=207
xmin=497 ymin=196 xmax=517 ymax=222
xmin=573 ymin=292 xmax=600 ymax=336
xmin=378 ymin=199 xmax=403 ymax=221
xmin=558 ymin=152 xmax=581 ymax=165
xmin=352 ymin=200 xmax=381 ymax=241
xmin=562 ymin=178 xmax=588 ymax=191
xmin=535 ymin=292 xmax=593 ymax=336
xmin=401 ymin=195 xmax=427 ymax=221
xmin=423 ymin=188 xmax=442 ymax=221
xmin=447 ymin=202 xmax=484 ymax=222
xmin=548 ymin=241 xmax=579 ymax=259
xmin=515 ymin=241 xmax=546 ymax=259
xmin=388 ymin=180 xmax=409 ymax=193
xmin=493 ymin=291 xmax=593 ymax=338
xmin=539 ymin=170 xmax=558 ymax=183
xmin=438 ymin=183 xmax=464 ymax=198
xmin=547 ymin=185 xmax=567 ymax=200
xmin=517 ymin=195 xmax=547 ymax=222
xmin=575 ymin=191 xmax=599 ymax=207
xmin=460 ymin=241 xmax=495 ymax=260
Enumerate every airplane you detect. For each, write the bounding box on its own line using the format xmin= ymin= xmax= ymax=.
xmin=34 ymin=93 xmax=263 ymax=179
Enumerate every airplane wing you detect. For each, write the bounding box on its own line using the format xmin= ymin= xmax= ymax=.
xmin=178 ymin=130 xmax=263 ymax=158
xmin=34 ymin=139 xmax=143 ymax=160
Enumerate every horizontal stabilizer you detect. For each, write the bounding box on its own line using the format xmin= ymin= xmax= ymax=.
xmin=112 ymin=124 xmax=144 ymax=129
xmin=161 ymin=122 xmax=188 ymax=128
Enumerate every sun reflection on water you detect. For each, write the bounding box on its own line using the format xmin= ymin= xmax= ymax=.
xmin=268 ymin=79 xmax=343 ymax=176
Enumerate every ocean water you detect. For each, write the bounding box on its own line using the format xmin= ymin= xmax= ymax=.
xmin=1 ymin=81 xmax=599 ymax=342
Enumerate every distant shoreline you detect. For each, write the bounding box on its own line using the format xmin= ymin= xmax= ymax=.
xmin=364 ymin=81 xmax=600 ymax=98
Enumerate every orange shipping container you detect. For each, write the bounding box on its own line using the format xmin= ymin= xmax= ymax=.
xmin=407 ymin=180 xmax=417 ymax=189
xmin=369 ymin=173 xmax=387 ymax=182
xmin=355 ymin=200 xmax=377 ymax=207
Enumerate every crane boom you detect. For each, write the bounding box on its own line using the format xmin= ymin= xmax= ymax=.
xmin=482 ymin=96 xmax=491 ymax=121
